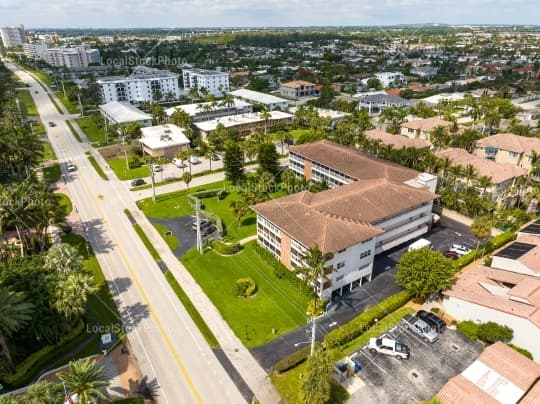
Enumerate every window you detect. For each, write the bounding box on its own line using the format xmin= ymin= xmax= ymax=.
xmin=335 ymin=275 xmax=344 ymax=282
xmin=336 ymin=262 xmax=345 ymax=269
xmin=508 ymin=151 xmax=519 ymax=158
xmin=360 ymin=250 xmax=371 ymax=259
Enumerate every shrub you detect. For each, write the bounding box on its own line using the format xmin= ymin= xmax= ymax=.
xmin=454 ymin=250 xmax=479 ymax=269
xmin=236 ymin=277 xmax=257 ymax=297
xmin=477 ymin=321 xmax=513 ymax=343
xmin=217 ymin=189 xmax=228 ymax=200
xmin=456 ymin=320 xmax=480 ymax=340
xmin=212 ymin=240 xmax=242 ymax=255
xmin=253 ymin=244 xmax=315 ymax=299
xmin=430 ymin=307 xmax=440 ymax=314
xmin=3 ymin=319 xmax=87 ymax=387
xmin=274 ymin=345 xmax=312 ymax=373
xmin=484 ymin=231 xmax=516 ymax=253
xmin=507 ymin=344 xmax=533 ymax=360
xmin=324 ymin=290 xmax=412 ymax=348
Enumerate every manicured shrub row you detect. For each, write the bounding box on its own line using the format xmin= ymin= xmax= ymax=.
xmin=507 ymin=344 xmax=533 ymax=360
xmin=3 ymin=319 xmax=87 ymax=388
xmin=236 ymin=277 xmax=257 ymax=297
xmin=204 ymin=211 xmax=224 ymax=234
xmin=274 ymin=344 xmax=312 ymax=373
xmin=324 ymin=290 xmax=412 ymax=348
xmin=456 ymin=320 xmax=513 ymax=343
xmin=187 ymin=188 xmax=227 ymax=204
xmin=484 ymin=231 xmax=516 ymax=253
xmin=212 ymin=240 xmax=242 ymax=255
xmin=253 ymin=244 xmax=315 ymax=299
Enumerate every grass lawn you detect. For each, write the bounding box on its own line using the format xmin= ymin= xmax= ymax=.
xmin=88 ymin=156 xmax=109 ymax=180
xmin=181 ymin=242 xmax=309 ymax=347
xmin=66 ymin=120 xmax=82 ymax=142
xmin=40 ymin=140 xmax=56 ymax=161
xmin=56 ymin=192 xmax=73 ymax=216
xmin=16 ymin=89 xmax=38 ymax=116
xmin=76 ymin=116 xmax=105 ymax=144
xmin=132 ymin=223 xmax=161 ymax=262
xmin=153 ymin=223 xmax=179 ymax=251
xmin=108 ymin=157 xmax=150 ymax=181
xmin=48 ymin=94 xmax=63 ymax=114
xmin=270 ymin=128 xmax=310 ymax=143
xmin=43 ymin=163 xmax=61 ymax=183
xmin=33 ymin=123 xmax=46 ymax=137
xmin=55 ymin=91 xmax=80 ymax=114
xmin=30 ymin=70 xmax=54 ymax=87
xmin=270 ymin=307 xmax=414 ymax=403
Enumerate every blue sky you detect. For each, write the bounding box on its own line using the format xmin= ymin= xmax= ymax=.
xmin=0 ymin=0 xmax=537 ymax=28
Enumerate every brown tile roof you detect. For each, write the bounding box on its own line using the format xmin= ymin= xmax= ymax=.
xmin=401 ymin=117 xmax=453 ymax=131
xmin=437 ymin=343 xmax=540 ymax=404
xmin=289 ymin=140 xmax=419 ymax=183
xmin=280 ymin=80 xmax=316 ymax=88
xmin=476 ymin=133 xmax=540 ymax=156
xmin=435 ymin=147 xmax=527 ymax=184
xmin=437 ymin=374 xmax=498 ymax=404
xmin=365 ymin=129 xmax=431 ymax=150
xmin=444 ymin=266 xmax=540 ymax=327
xmin=252 ymin=178 xmax=436 ymax=253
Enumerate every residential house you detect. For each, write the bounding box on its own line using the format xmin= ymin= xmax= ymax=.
xmin=400 ymin=117 xmax=454 ymax=141
xmin=474 ymin=133 xmax=540 ymax=179
xmin=139 ymin=124 xmax=190 ymax=159
xmin=279 ymin=80 xmax=318 ymax=98
xmin=437 ymin=342 xmax=540 ymax=403
xmin=364 ymin=129 xmax=431 ymax=150
xmin=374 ymin=72 xmax=406 ymax=87
xmin=435 ymin=148 xmax=527 ymax=203
xmin=357 ymin=93 xmax=415 ymax=114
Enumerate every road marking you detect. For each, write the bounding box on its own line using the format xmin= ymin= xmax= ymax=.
xmin=21 ymin=71 xmax=204 ymax=404
xmin=358 ymin=349 xmax=390 ymax=375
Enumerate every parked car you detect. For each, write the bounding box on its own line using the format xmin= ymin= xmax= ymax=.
xmin=191 ymin=219 xmax=210 ymax=231
xmin=443 ymin=250 xmax=460 ymax=260
xmin=48 ymin=121 xmax=56 ymax=127
xmin=449 ymin=244 xmax=471 ymax=256
xmin=152 ymin=164 xmax=162 ymax=172
xmin=408 ymin=238 xmax=432 ymax=252
xmin=172 ymin=158 xmax=186 ymax=168
xmin=402 ymin=314 xmax=439 ymax=343
xmin=131 ymin=178 xmax=145 ymax=187
xmin=368 ymin=336 xmax=410 ymax=360
xmin=189 ymin=156 xmax=201 ymax=164
xmin=416 ymin=310 xmax=446 ymax=333
xmin=66 ymin=161 xmax=76 ymax=172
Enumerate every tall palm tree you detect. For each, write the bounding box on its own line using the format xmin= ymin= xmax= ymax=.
xmin=54 ymin=272 xmax=96 ymax=321
xmin=259 ymin=109 xmax=272 ymax=138
xmin=463 ymin=164 xmax=478 ymax=188
xmin=438 ymin=156 xmax=452 ymax=187
xmin=59 ymin=358 xmax=110 ymax=404
xmin=471 ymin=216 xmax=492 ymax=257
xmin=0 ymin=287 xmax=34 ymax=369
xmin=176 ymin=149 xmax=190 ymax=173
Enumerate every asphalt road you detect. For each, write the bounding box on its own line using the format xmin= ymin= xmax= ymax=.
xmin=7 ymin=61 xmax=247 ymax=404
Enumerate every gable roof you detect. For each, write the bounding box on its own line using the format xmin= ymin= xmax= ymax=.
xmin=365 ymin=129 xmax=431 ymax=150
xmin=401 ymin=117 xmax=452 ymax=132
xmin=289 ymin=140 xmax=419 ymax=183
xmin=476 ymin=133 xmax=540 ymax=156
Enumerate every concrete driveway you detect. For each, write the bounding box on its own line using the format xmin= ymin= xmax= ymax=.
xmin=347 ymin=327 xmax=483 ymax=403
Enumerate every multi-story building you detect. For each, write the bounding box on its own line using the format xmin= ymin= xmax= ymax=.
xmin=99 ymin=101 xmax=153 ymax=127
xmin=254 ymin=140 xmax=438 ymax=298
xmin=23 ymin=43 xmax=48 ymax=60
xmin=45 ymin=45 xmax=101 ymax=69
xmin=279 ymin=80 xmax=318 ymax=98
xmin=97 ymin=66 xmax=180 ymax=104
xmin=0 ymin=25 xmax=26 ymax=48
xmin=182 ymin=68 xmax=229 ymax=97
xmin=375 ymin=72 xmax=406 ymax=87
xmin=165 ymin=99 xmax=252 ymax=123
xmin=400 ymin=117 xmax=454 ymax=141
xmin=139 ymin=124 xmax=190 ymax=159
xmin=474 ymin=133 xmax=540 ymax=179
xmin=229 ymin=89 xmax=289 ymax=111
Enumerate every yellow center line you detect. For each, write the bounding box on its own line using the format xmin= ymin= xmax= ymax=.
xmin=49 ymin=104 xmax=203 ymax=402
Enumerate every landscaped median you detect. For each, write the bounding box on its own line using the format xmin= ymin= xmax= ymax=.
xmin=66 ymin=120 xmax=82 ymax=142
xmin=87 ymin=154 xmax=109 ymax=180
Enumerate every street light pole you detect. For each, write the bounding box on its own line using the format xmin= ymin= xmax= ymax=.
xmin=150 ymin=163 xmax=156 ymax=203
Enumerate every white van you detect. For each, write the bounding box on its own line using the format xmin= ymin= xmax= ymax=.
xmin=407 ymin=238 xmax=432 ymax=252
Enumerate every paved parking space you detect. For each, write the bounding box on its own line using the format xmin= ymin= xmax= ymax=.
xmin=348 ymin=327 xmax=483 ymax=404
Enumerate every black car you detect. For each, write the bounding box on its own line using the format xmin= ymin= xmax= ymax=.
xmin=130 ymin=178 xmax=145 ymax=187
xmin=48 ymin=121 xmax=56 ymax=127
xmin=417 ymin=310 xmax=446 ymax=333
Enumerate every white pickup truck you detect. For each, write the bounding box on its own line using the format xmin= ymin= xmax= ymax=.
xmin=368 ymin=336 xmax=410 ymax=359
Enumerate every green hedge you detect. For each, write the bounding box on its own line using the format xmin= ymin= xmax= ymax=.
xmin=236 ymin=277 xmax=257 ymax=297
xmin=3 ymin=319 xmax=87 ymax=388
xmin=187 ymin=188 xmax=227 ymax=205
xmin=274 ymin=344 xmax=313 ymax=373
xmin=204 ymin=211 xmax=225 ymax=235
xmin=212 ymin=240 xmax=242 ymax=255
xmin=456 ymin=320 xmax=513 ymax=343
xmin=456 ymin=320 xmax=480 ymax=340
xmin=324 ymin=290 xmax=412 ymax=348
xmin=507 ymin=344 xmax=533 ymax=360
xmin=484 ymin=231 xmax=516 ymax=253
xmin=454 ymin=250 xmax=479 ymax=269
xmin=253 ymin=244 xmax=315 ymax=299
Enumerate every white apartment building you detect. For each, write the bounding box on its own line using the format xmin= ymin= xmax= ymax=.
xmin=45 ymin=45 xmax=101 ymax=69
xmin=23 ymin=43 xmax=48 ymax=60
xmin=182 ymin=68 xmax=229 ymax=97
xmin=253 ymin=140 xmax=438 ymax=298
xmin=0 ymin=25 xmax=26 ymax=48
xmin=165 ymin=99 xmax=252 ymax=123
xmin=375 ymin=71 xmax=406 ymax=87
xmin=97 ymin=66 xmax=180 ymax=104
xmin=229 ymin=88 xmax=289 ymax=111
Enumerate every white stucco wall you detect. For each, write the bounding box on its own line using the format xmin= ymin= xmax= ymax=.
xmin=491 ymin=256 xmax=538 ymax=277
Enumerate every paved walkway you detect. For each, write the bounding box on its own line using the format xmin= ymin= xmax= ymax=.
xmin=238 ymin=235 xmax=257 ymax=245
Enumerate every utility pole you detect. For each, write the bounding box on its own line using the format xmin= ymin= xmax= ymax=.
xmin=150 ymin=163 xmax=156 ymax=203
xmin=195 ymin=200 xmax=203 ymax=254
xmin=310 ymin=316 xmax=317 ymax=356
xmin=122 ymin=129 xmax=130 ymax=170
xmin=77 ymin=93 xmax=84 ymax=117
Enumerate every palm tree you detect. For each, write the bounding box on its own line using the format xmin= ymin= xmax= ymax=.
xmin=182 ymin=172 xmax=192 ymax=189
xmin=59 ymin=358 xmax=110 ymax=404
xmin=44 ymin=243 xmax=83 ymax=274
xmin=203 ymin=145 xmax=216 ymax=172
xmin=0 ymin=287 xmax=34 ymax=369
xmin=471 ymin=216 xmax=492 ymax=257
xmin=463 ymin=164 xmax=478 ymax=188
xmin=54 ymin=272 xmax=96 ymax=321
xmin=450 ymin=164 xmax=464 ymax=191
xmin=281 ymin=168 xmax=297 ymax=193
xmin=429 ymin=126 xmax=448 ymax=150
xmin=259 ymin=109 xmax=272 ymax=139
xmin=475 ymin=175 xmax=493 ymax=195
xmin=175 ymin=149 xmax=190 ymax=173
xmin=438 ymin=156 xmax=452 ymax=187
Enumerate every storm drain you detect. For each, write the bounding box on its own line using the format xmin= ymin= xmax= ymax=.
xmin=451 ymin=343 xmax=460 ymax=351
xmin=408 ymin=369 xmax=421 ymax=382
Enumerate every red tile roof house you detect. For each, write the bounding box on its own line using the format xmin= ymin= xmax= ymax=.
xmin=365 ymin=128 xmax=431 ymax=150
xmin=400 ymin=117 xmax=456 ymax=141
xmin=252 ymin=140 xmax=438 ymax=298
xmin=437 ymin=342 xmax=540 ymax=403
xmin=435 ymin=148 xmax=527 ymax=204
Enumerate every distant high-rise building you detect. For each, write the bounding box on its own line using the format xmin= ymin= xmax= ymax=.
xmin=23 ymin=43 xmax=48 ymax=60
xmin=0 ymin=25 xmax=27 ymax=48
xmin=44 ymin=45 xmax=101 ymax=69
xmin=182 ymin=68 xmax=229 ymax=97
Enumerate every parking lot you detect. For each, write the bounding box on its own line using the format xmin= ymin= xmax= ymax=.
xmin=348 ymin=325 xmax=483 ymax=403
